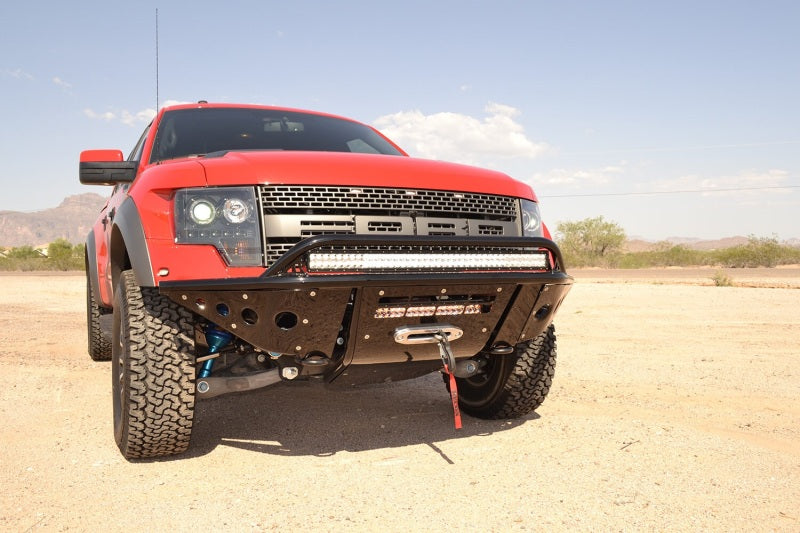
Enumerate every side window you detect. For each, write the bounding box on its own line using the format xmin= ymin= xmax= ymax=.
xmin=128 ymin=124 xmax=151 ymax=162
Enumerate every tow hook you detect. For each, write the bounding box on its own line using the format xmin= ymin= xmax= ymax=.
xmin=393 ymin=324 xmax=466 ymax=429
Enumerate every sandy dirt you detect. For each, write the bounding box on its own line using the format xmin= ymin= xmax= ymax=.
xmin=1 ymin=270 xmax=798 ymax=531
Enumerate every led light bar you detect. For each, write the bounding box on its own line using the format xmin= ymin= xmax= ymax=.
xmin=374 ymin=303 xmax=489 ymax=319
xmin=308 ymin=251 xmax=549 ymax=272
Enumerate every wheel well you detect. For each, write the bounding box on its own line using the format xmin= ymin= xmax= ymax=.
xmin=109 ymin=225 xmax=132 ymax=294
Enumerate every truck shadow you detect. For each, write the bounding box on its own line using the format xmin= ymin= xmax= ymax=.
xmin=184 ymin=373 xmax=538 ymax=459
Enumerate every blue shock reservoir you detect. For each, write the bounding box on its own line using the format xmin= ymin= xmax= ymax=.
xmin=199 ymin=326 xmax=233 ymax=378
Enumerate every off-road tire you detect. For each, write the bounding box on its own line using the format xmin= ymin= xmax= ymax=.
xmin=112 ymin=270 xmax=196 ymax=459
xmin=455 ymin=324 xmax=557 ymax=419
xmin=87 ymin=271 xmax=112 ymax=361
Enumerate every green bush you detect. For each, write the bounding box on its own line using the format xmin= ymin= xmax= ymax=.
xmin=553 ymin=223 xmax=800 ymax=269
xmin=711 ymin=271 xmax=734 ymax=287
xmin=0 ymin=241 xmax=85 ymax=271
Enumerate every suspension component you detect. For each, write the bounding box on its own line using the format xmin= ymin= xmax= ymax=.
xmin=199 ymin=325 xmax=233 ymax=378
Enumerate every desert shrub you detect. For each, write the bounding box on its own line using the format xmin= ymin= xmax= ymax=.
xmin=0 ymin=241 xmax=85 ymax=271
xmin=46 ymin=239 xmax=84 ymax=270
xmin=556 ymin=216 xmax=626 ymax=267
xmin=711 ymin=271 xmax=734 ymax=287
xmin=711 ymin=235 xmax=800 ymax=268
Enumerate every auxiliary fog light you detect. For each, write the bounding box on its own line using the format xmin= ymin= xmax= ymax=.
xmin=308 ymin=251 xmax=549 ymax=272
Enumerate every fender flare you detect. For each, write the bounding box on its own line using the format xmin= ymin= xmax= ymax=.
xmin=84 ymin=229 xmax=105 ymax=305
xmin=109 ymin=197 xmax=156 ymax=288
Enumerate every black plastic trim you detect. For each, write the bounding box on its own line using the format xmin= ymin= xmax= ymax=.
xmin=84 ymin=229 xmax=103 ymax=305
xmin=113 ymin=198 xmax=155 ymax=287
xmin=79 ymin=161 xmax=137 ymax=185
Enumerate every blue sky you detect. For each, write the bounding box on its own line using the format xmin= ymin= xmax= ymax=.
xmin=1 ymin=0 xmax=798 ymax=240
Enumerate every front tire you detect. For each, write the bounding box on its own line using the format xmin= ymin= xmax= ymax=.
xmin=86 ymin=271 xmax=112 ymax=361
xmin=112 ymin=270 xmax=196 ymax=459
xmin=456 ymin=325 xmax=557 ymax=419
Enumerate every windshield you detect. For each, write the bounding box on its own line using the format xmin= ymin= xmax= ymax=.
xmin=149 ymin=107 xmax=403 ymax=163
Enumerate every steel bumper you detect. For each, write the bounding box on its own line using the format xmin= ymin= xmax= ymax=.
xmin=159 ymin=235 xmax=573 ymax=383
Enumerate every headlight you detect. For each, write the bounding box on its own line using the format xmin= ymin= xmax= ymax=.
xmin=222 ymin=198 xmax=250 ymax=223
xmin=189 ymin=199 xmax=216 ymax=225
xmin=174 ymin=187 xmax=262 ymax=266
xmin=519 ymin=199 xmax=543 ymax=237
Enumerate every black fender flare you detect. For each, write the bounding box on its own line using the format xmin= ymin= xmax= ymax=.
xmin=84 ymin=229 xmax=105 ymax=306
xmin=109 ymin=197 xmax=156 ymax=288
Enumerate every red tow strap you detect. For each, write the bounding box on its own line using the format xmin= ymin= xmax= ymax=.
xmin=445 ymin=367 xmax=463 ymax=429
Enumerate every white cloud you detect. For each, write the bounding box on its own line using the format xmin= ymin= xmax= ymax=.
xmin=52 ymin=76 xmax=72 ymax=89
xmin=83 ymin=109 xmax=116 ymax=121
xmin=120 ymin=108 xmax=156 ymax=126
xmin=373 ymin=102 xmax=549 ymax=164
xmin=83 ymin=100 xmax=189 ymax=127
xmin=84 ymin=107 xmax=152 ymax=126
xmin=653 ymin=169 xmax=791 ymax=196
xmin=534 ymin=163 xmax=627 ymax=187
xmin=2 ymin=68 xmax=34 ymax=80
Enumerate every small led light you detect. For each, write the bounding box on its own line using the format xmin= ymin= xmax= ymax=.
xmin=374 ymin=307 xmax=407 ymax=319
xmin=435 ymin=304 xmax=465 ymax=316
xmin=404 ymin=306 xmax=436 ymax=317
xmin=464 ymin=304 xmax=482 ymax=314
xmin=190 ymin=199 xmax=216 ymax=225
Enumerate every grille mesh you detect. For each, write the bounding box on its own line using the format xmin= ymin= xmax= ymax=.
xmin=259 ymin=186 xmax=517 ymax=218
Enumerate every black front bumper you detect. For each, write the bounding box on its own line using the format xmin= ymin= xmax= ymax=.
xmin=159 ymin=235 xmax=573 ymax=384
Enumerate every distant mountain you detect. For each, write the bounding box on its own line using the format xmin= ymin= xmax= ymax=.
xmin=0 ymin=193 xmax=107 ymax=247
xmin=625 ymin=235 xmax=799 ymax=252
xmin=665 ymin=236 xmax=750 ymax=251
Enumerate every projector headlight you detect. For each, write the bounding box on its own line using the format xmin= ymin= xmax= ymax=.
xmin=174 ymin=187 xmax=262 ymax=266
xmin=189 ymin=199 xmax=216 ymax=225
xmin=222 ymin=198 xmax=250 ymax=223
xmin=520 ymin=199 xmax=543 ymax=237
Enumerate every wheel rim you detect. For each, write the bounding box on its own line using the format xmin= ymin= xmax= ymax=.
xmin=456 ymin=354 xmax=510 ymax=408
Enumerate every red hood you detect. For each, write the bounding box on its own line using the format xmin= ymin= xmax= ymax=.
xmin=194 ymin=151 xmax=536 ymax=200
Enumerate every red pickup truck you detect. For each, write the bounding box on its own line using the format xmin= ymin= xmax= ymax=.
xmin=80 ymin=102 xmax=572 ymax=459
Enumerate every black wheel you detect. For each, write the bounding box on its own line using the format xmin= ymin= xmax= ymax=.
xmin=455 ymin=324 xmax=557 ymax=419
xmin=86 ymin=271 xmax=112 ymax=361
xmin=112 ymin=270 xmax=196 ymax=459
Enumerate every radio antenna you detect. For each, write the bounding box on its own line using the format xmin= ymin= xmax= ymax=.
xmin=155 ymin=8 xmax=160 ymax=111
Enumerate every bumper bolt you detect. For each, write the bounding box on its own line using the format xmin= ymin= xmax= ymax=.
xmin=282 ymin=367 xmax=299 ymax=380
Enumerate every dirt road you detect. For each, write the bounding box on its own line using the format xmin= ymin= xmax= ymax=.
xmin=1 ymin=271 xmax=798 ymax=531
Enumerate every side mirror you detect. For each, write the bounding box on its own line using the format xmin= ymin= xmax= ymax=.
xmin=79 ymin=150 xmax=137 ymax=185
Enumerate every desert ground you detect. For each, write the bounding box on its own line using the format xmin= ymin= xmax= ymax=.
xmin=1 ymin=269 xmax=798 ymax=531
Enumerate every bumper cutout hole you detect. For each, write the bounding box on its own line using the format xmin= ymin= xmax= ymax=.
xmin=275 ymin=312 xmax=298 ymax=330
xmin=242 ymin=308 xmax=258 ymax=326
